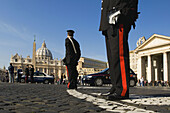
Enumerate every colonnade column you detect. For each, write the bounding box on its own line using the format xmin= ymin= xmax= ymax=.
xmin=147 ymin=55 xmax=152 ymax=83
xmin=163 ymin=52 xmax=168 ymax=82
xmin=54 ymin=68 xmax=56 ymax=75
xmin=46 ymin=68 xmax=49 ymax=75
xmin=58 ymin=67 xmax=62 ymax=78
xmin=137 ymin=56 xmax=142 ymax=80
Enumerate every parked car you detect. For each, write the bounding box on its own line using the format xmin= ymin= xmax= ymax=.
xmin=82 ymin=68 xmax=137 ymax=87
xmin=20 ymin=71 xmax=54 ymax=84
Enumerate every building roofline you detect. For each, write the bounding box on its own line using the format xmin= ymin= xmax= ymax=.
xmin=81 ymin=57 xmax=107 ymax=63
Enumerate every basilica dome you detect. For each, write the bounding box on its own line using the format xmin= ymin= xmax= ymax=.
xmin=36 ymin=41 xmax=53 ymax=60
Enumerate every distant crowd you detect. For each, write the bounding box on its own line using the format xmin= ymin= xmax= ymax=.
xmin=3 ymin=63 xmax=34 ymax=83
xmin=2 ymin=63 xmax=65 ymax=85
xmin=137 ymin=76 xmax=169 ymax=87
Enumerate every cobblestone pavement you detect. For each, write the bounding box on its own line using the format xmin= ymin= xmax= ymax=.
xmin=1 ymin=82 xmax=170 ymax=113
xmin=0 ymin=83 xmax=110 ymax=113
xmin=76 ymin=86 xmax=170 ymax=113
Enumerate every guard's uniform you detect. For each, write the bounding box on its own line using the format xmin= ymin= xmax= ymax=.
xmin=99 ymin=0 xmax=138 ymax=97
xmin=30 ymin=67 xmax=34 ymax=83
xmin=63 ymin=36 xmax=81 ymax=89
xmin=25 ymin=67 xmax=29 ymax=83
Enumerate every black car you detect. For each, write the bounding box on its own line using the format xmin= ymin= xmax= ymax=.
xmin=82 ymin=68 xmax=137 ymax=87
xmin=20 ymin=71 xmax=54 ymax=84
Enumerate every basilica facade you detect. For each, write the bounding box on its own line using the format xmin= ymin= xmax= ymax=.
xmin=10 ymin=40 xmax=65 ymax=80
xmin=10 ymin=40 xmax=107 ymax=81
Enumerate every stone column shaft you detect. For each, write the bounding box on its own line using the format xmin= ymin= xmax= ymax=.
xmin=58 ymin=67 xmax=62 ymax=78
xmin=47 ymin=68 xmax=49 ymax=74
xmin=147 ymin=55 xmax=152 ymax=83
xmin=137 ymin=56 xmax=142 ymax=80
xmin=163 ymin=52 xmax=168 ymax=81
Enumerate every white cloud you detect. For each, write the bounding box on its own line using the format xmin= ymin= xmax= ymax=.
xmin=0 ymin=21 xmax=35 ymax=68
xmin=0 ymin=20 xmax=32 ymax=41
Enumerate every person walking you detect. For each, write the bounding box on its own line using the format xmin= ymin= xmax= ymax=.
xmin=60 ymin=74 xmax=63 ymax=84
xmin=63 ymin=30 xmax=81 ymax=89
xmin=8 ymin=63 xmax=14 ymax=83
xmin=17 ymin=66 xmax=23 ymax=83
xmin=30 ymin=65 xmax=34 ymax=83
xmin=25 ymin=65 xmax=29 ymax=83
xmin=140 ymin=76 xmax=144 ymax=87
xmin=5 ymin=70 xmax=9 ymax=82
xmin=63 ymin=74 xmax=66 ymax=84
xmin=99 ymin=0 xmax=139 ymax=100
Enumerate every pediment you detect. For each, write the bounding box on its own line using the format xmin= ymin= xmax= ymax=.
xmin=137 ymin=34 xmax=170 ymax=50
xmin=13 ymin=53 xmax=20 ymax=59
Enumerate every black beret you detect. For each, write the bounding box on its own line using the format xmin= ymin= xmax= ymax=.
xmin=67 ymin=30 xmax=75 ymax=33
xmin=67 ymin=30 xmax=75 ymax=36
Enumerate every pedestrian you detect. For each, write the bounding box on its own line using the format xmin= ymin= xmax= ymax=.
xmin=17 ymin=66 xmax=23 ymax=83
xmin=60 ymin=74 xmax=63 ymax=84
xmin=99 ymin=0 xmax=139 ymax=100
xmin=30 ymin=65 xmax=34 ymax=83
xmin=140 ymin=76 xmax=144 ymax=87
xmin=63 ymin=30 xmax=81 ymax=89
xmin=57 ymin=77 xmax=60 ymax=85
xmin=81 ymin=75 xmax=84 ymax=85
xmin=8 ymin=63 xmax=14 ymax=83
xmin=161 ymin=80 xmax=164 ymax=86
xmin=78 ymin=76 xmax=81 ymax=85
xmin=25 ymin=65 xmax=29 ymax=83
xmin=5 ymin=70 xmax=9 ymax=82
xmin=137 ymin=79 xmax=140 ymax=86
xmin=63 ymin=74 xmax=66 ymax=84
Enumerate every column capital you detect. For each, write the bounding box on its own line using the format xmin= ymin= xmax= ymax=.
xmin=147 ymin=54 xmax=151 ymax=56
xmin=163 ymin=52 xmax=168 ymax=54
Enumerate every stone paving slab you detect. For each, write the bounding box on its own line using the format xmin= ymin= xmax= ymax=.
xmin=0 ymin=83 xmax=111 ymax=113
xmin=1 ymin=82 xmax=170 ymax=113
xmin=77 ymin=86 xmax=170 ymax=113
xmin=67 ymin=89 xmax=155 ymax=113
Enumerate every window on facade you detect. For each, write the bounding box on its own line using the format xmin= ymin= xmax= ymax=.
xmin=28 ymin=60 xmax=31 ymax=62
xmin=15 ymin=59 xmax=18 ymax=62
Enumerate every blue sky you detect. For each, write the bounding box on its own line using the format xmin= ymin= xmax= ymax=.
xmin=0 ymin=0 xmax=170 ymax=69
